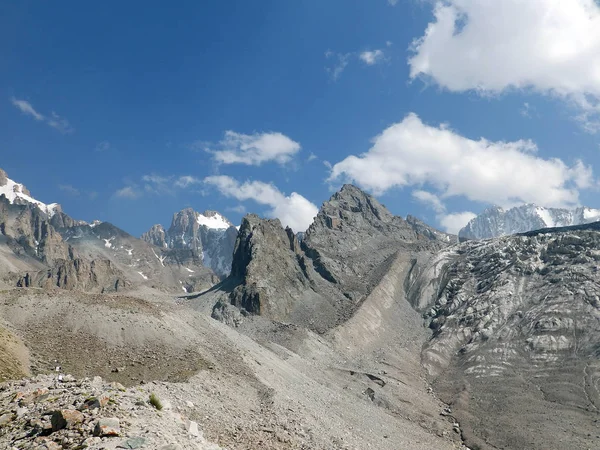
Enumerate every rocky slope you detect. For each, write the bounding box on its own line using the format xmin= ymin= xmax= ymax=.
xmin=407 ymin=222 xmax=600 ymax=449
xmin=0 ymin=374 xmax=224 ymax=449
xmin=142 ymin=209 xmax=238 ymax=278
xmin=459 ymin=203 xmax=600 ymax=240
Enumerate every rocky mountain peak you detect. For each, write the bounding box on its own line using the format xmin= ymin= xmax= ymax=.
xmin=0 ymin=167 xmax=60 ymax=217
xmin=141 ymin=207 xmax=238 ymax=278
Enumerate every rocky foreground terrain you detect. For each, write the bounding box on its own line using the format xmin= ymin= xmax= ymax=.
xmin=1 ymin=177 xmax=600 ymax=449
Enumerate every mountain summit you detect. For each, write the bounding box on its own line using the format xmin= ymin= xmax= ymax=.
xmin=142 ymin=208 xmax=237 ymax=278
xmin=0 ymin=168 xmax=60 ymax=217
xmin=459 ymin=203 xmax=600 ymax=240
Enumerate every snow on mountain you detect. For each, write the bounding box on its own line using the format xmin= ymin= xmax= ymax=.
xmin=196 ymin=211 xmax=233 ymax=229
xmin=0 ymin=168 xmax=60 ymax=217
xmin=459 ymin=204 xmax=600 ymax=240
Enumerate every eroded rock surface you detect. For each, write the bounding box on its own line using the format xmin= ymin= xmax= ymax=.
xmin=409 ymin=223 xmax=600 ymax=449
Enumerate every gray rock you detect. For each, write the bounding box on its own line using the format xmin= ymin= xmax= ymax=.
xmin=94 ymin=417 xmax=120 ymax=437
xmin=117 ymin=436 xmax=147 ymax=449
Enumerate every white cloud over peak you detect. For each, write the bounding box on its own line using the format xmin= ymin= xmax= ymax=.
xmin=409 ymin=0 xmax=600 ymax=131
xmin=10 ymin=97 xmax=73 ymax=133
xmin=360 ymin=50 xmax=385 ymax=65
xmin=206 ymin=131 xmax=301 ymax=166
xmin=203 ymin=175 xmax=318 ymax=232
xmin=329 ymin=113 xmax=594 ymax=209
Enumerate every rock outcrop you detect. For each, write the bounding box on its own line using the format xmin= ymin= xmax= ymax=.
xmin=219 ymin=214 xmax=346 ymax=331
xmin=459 ymin=203 xmax=600 ymax=240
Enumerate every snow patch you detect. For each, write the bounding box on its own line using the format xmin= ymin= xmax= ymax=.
xmin=197 ymin=212 xmax=231 ymax=229
xmin=535 ymin=207 xmax=555 ymax=228
xmin=151 ymin=249 xmax=166 ymax=267
xmin=185 ymin=267 xmax=194 ymax=273
xmin=103 ymin=238 xmax=114 ymax=249
xmin=0 ymin=175 xmax=60 ymax=217
xmin=137 ymin=272 xmax=148 ymax=280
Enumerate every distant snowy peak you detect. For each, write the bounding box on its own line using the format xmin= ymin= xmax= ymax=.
xmin=459 ymin=204 xmax=600 ymax=240
xmin=197 ymin=210 xmax=233 ymax=229
xmin=0 ymin=168 xmax=60 ymax=217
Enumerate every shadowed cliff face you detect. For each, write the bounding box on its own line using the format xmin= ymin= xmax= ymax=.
xmin=408 ymin=223 xmax=600 ymax=450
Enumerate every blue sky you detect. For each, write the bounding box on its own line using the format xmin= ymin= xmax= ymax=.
xmin=2 ymin=0 xmax=600 ymax=235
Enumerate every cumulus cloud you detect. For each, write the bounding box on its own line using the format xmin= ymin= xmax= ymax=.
xmin=205 ymin=131 xmax=301 ymax=166
xmin=412 ymin=190 xmax=475 ymax=234
xmin=10 ymin=97 xmax=73 ymax=133
xmin=439 ymin=212 xmax=477 ymax=235
xmin=329 ymin=113 xmax=594 ymax=209
xmin=203 ymin=175 xmax=318 ymax=232
xmin=412 ymin=190 xmax=445 ymax=214
xmin=360 ymin=50 xmax=385 ymax=65
xmin=408 ymin=0 xmax=600 ymax=130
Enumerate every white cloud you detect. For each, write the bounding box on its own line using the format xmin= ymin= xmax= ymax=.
xmin=388 ymin=0 xmax=398 ymax=5
xmin=206 ymin=131 xmax=301 ymax=166
xmin=114 ymin=186 xmax=140 ymax=199
xmin=10 ymin=97 xmax=73 ymax=133
xmin=329 ymin=113 xmax=594 ymax=209
xmin=11 ymin=98 xmax=44 ymax=120
xmin=46 ymin=112 xmax=73 ymax=134
xmin=115 ymin=174 xmax=201 ymax=199
xmin=412 ymin=190 xmax=475 ymax=234
xmin=412 ymin=190 xmax=445 ymax=213
xmin=174 ymin=175 xmax=202 ymax=188
xmin=204 ymin=175 xmax=318 ymax=232
xmin=360 ymin=50 xmax=385 ymax=65
xmin=326 ymin=52 xmax=352 ymax=81
xmin=439 ymin=212 xmax=477 ymax=235
xmin=409 ymin=0 xmax=600 ymax=131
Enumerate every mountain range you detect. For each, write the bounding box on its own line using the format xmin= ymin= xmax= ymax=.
xmin=1 ymin=167 xmax=600 ymax=449
xmin=459 ymin=203 xmax=600 ymax=240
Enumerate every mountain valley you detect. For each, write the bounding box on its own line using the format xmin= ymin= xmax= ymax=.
xmin=0 ymin=168 xmax=599 ymax=449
